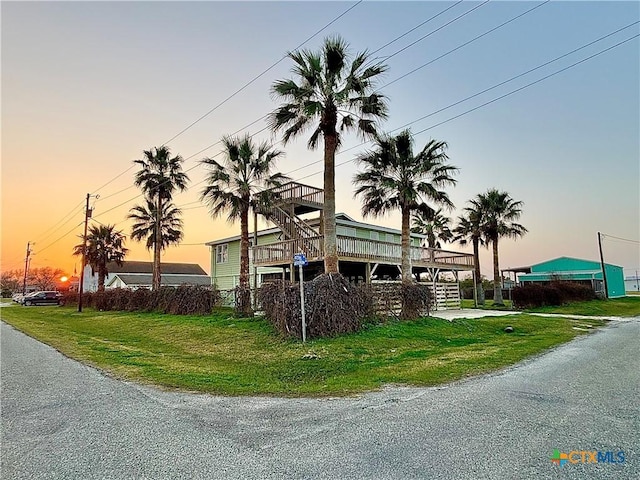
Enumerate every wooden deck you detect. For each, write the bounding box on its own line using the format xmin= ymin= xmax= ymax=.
xmin=269 ymin=182 xmax=324 ymax=215
xmin=252 ymin=235 xmax=474 ymax=271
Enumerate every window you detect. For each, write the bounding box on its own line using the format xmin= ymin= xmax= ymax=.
xmin=386 ymin=233 xmax=395 ymax=243
xmin=216 ymin=244 xmax=228 ymax=264
xmin=370 ymin=231 xmax=379 ymax=241
xmin=337 ymin=226 xmax=356 ymax=237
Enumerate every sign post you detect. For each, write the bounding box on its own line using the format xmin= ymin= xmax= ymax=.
xmin=293 ymin=253 xmax=308 ymax=342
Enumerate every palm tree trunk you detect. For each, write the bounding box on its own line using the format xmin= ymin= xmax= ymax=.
xmin=492 ymin=238 xmax=504 ymax=305
xmin=239 ymin=204 xmax=252 ymax=316
xmin=323 ymin=132 xmax=339 ymax=274
xmin=153 ymin=195 xmax=162 ymax=290
xmin=98 ymin=265 xmax=106 ymax=292
xmin=473 ymin=237 xmax=484 ymax=305
xmin=401 ymin=206 xmax=412 ymax=284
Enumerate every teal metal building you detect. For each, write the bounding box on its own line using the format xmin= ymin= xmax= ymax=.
xmin=517 ymin=256 xmax=625 ymax=298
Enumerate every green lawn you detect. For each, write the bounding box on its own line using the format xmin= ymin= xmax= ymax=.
xmin=1 ymin=303 xmax=609 ymax=396
xmin=523 ymin=296 xmax=640 ymax=317
xmin=461 ymin=299 xmax=513 ymax=310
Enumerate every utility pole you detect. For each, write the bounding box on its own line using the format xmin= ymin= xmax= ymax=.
xmin=22 ymin=241 xmax=32 ymax=294
xmin=78 ymin=193 xmax=92 ymax=312
xmin=597 ymin=232 xmax=609 ymax=299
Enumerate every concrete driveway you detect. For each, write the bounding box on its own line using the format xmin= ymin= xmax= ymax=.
xmin=1 ymin=318 xmax=638 ymax=479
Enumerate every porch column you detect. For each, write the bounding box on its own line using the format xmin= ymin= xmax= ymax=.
xmin=365 ymin=263 xmax=371 ymax=285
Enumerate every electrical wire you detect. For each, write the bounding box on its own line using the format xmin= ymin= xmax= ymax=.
xmin=382 ymin=0 xmax=491 ymax=62
xmin=90 ymin=0 xmax=483 ymax=203
xmin=35 ymin=221 xmax=85 ymax=256
xmin=291 ymin=33 xmax=640 ymax=182
xmin=33 ymin=201 xmax=85 ymax=245
xmin=381 ymin=0 xmax=552 ymax=90
xmin=601 ymin=234 xmax=640 ymax=244
xmin=161 ymin=1 xmax=365 ymax=146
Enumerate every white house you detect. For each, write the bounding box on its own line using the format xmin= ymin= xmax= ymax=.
xmin=625 ymin=275 xmax=640 ymax=293
xmin=83 ymin=261 xmax=210 ymax=291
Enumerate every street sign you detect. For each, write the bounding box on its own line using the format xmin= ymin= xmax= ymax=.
xmin=293 ymin=253 xmax=308 ymax=267
xmin=293 ymin=253 xmax=308 ymax=342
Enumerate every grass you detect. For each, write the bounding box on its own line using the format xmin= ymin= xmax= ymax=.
xmin=523 ymin=296 xmax=640 ymax=317
xmin=461 ymin=299 xmax=513 ymax=310
xmin=0 ymin=303 xmax=609 ymax=397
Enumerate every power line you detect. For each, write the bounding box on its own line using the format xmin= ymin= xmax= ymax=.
xmin=601 ymin=233 xmax=640 ymax=244
xmin=93 ymin=0 xmax=488 ymax=205
xmin=382 ymin=0 xmax=491 ymax=62
xmin=94 ymin=7 xmax=634 ymax=227
xmin=161 ymin=1 xmax=365 ymax=147
xmin=284 ymin=0 xmax=558 ymax=177
xmin=33 ymin=201 xmax=85 ymax=245
xmin=410 ymin=34 xmax=639 ymax=136
xmin=95 ymin=24 xmax=638 ymax=222
xmin=35 ymin=221 xmax=85 ymax=256
xmin=381 ymin=0 xmax=552 ymax=89
xmin=292 ymin=33 xmax=639 ymax=183
xmin=91 ymin=165 xmax=136 ymax=195
xmin=371 ymin=0 xmax=465 ymax=55
xmin=86 ymin=2 xmax=364 ymax=205
xmin=90 ymin=1 xmax=499 ymax=215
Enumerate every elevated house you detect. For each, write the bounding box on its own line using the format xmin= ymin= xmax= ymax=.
xmin=82 ymin=261 xmax=210 ymax=292
xmin=206 ymin=182 xmax=475 ymax=309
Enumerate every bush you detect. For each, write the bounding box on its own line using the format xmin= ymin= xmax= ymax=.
xmin=259 ymin=273 xmax=373 ymax=340
xmin=400 ymin=283 xmax=433 ymax=320
xmin=65 ymin=285 xmax=221 ymax=315
xmin=512 ymin=281 xmax=597 ymax=309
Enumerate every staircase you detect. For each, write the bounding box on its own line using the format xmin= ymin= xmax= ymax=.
xmin=255 ymin=182 xmax=324 ymax=260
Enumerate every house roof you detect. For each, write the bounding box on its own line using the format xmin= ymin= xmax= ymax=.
xmin=107 ymin=273 xmax=211 ymax=288
xmin=531 ymin=256 xmax=622 ymax=269
xmin=506 ymin=256 xmax=621 ymax=273
xmin=206 ymin=212 xmax=427 ymax=246
xmin=106 ymin=261 xmax=207 ymax=275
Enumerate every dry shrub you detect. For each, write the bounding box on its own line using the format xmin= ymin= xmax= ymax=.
xmin=71 ymin=285 xmax=221 ymax=315
xmin=400 ymin=283 xmax=433 ymax=320
xmin=512 ymin=281 xmax=597 ymax=309
xmin=259 ymin=273 xmax=373 ymax=340
xmin=234 ymin=284 xmax=253 ymax=317
xmin=166 ymin=285 xmax=215 ymax=315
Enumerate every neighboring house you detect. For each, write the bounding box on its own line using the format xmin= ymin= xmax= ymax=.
xmin=82 ymin=261 xmax=210 ymax=292
xmin=513 ymin=256 xmax=625 ymax=298
xmin=206 ymin=182 xmax=474 ymax=309
xmin=625 ymin=274 xmax=640 ymax=293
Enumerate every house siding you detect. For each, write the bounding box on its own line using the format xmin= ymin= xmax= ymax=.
xmin=522 ymin=257 xmax=625 ymax=298
xmin=211 ymin=232 xmax=284 ymax=290
xmin=209 ymin=217 xmax=427 ymax=289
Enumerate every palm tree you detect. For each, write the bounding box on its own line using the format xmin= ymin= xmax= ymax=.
xmin=411 ymin=208 xmax=453 ymax=248
xmin=128 ymin=198 xmax=184 ymax=273
xmin=200 ymin=134 xmax=287 ymax=316
xmin=353 ymin=130 xmax=458 ymax=284
xmin=453 ymin=206 xmax=485 ymax=305
xmin=133 ymin=146 xmax=189 ymax=290
xmin=73 ymin=224 xmax=128 ymax=291
xmin=269 ymin=35 xmax=388 ymax=274
xmin=475 ymin=189 xmax=527 ymax=306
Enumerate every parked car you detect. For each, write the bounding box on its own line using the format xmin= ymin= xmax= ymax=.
xmin=22 ymin=291 xmax=64 ymax=306
xmin=12 ymin=293 xmax=24 ymax=303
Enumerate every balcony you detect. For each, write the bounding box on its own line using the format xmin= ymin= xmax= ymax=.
xmin=252 ymin=236 xmax=474 ymax=271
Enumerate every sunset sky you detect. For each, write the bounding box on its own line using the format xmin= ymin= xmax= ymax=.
xmin=2 ymin=1 xmax=638 ymax=279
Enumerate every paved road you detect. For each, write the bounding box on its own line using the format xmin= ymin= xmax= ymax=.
xmin=1 ymin=319 xmax=638 ymax=479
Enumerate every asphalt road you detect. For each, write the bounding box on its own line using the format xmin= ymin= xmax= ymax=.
xmin=1 ymin=318 xmax=638 ymax=479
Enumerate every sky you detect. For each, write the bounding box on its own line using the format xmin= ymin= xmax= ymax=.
xmin=2 ymin=0 xmax=639 ymax=280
